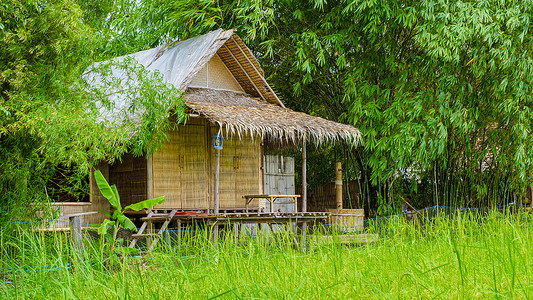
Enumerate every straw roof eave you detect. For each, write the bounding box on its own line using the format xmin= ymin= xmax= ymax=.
xmin=184 ymin=88 xmax=362 ymax=146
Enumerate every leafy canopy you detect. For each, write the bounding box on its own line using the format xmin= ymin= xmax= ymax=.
xmin=140 ymin=0 xmax=533 ymax=209
xmin=0 ymin=0 xmax=185 ymax=221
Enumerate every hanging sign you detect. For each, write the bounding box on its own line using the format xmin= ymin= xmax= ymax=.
xmin=213 ymin=134 xmax=223 ymax=150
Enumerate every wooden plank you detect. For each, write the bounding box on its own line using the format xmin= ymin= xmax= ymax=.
xmin=214 ymin=147 xmax=221 ymax=214
xmin=244 ymin=194 xmax=301 ymax=198
xmin=131 ymin=233 xmax=160 ymax=238
xmin=149 ymin=210 xmax=177 ymax=251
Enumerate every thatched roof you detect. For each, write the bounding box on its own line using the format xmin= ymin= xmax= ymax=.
xmin=186 ymin=88 xmax=360 ymax=144
xmin=87 ymin=29 xmax=361 ymax=145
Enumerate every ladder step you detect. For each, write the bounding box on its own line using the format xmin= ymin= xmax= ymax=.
xmin=140 ymin=216 xmax=172 ymax=222
xmin=131 ymin=233 xmax=161 ymax=238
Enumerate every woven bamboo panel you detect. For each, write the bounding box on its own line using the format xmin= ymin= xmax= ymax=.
xmin=210 ymin=126 xmax=261 ymax=209
xmin=208 ymin=54 xmax=244 ymax=92
xmin=87 ymin=163 xmax=110 ymax=224
xmin=212 ymin=126 xmax=237 ymax=208
xmin=109 ymin=153 xmax=147 ymax=207
xmin=180 ymin=124 xmax=209 ymax=209
xmin=189 ymin=63 xmax=208 ymax=87
xmin=235 ymin=137 xmax=261 ymax=207
xmin=152 ymin=122 xmax=209 ymax=209
xmin=189 ymin=54 xmax=245 ymax=92
xmin=326 ymin=208 xmax=364 ymax=232
xmin=152 ymin=128 xmax=182 ymax=208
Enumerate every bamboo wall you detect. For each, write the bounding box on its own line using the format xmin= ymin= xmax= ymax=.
xmin=83 ymin=117 xmax=262 ymax=213
xmin=151 ymin=117 xmax=210 ymax=209
xmin=297 ymin=180 xmax=361 ymax=212
xmin=210 ymin=125 xmax=262 ymax=209
xmin=149 ymin=117 xmax=262 ymax=210
xmin=87 ymin=163 xmax=110 ymax=224
xmin=109 ymin=153 xmax=147 ymax=207
xmin=189 ymin=54 xmax=245 ymax=92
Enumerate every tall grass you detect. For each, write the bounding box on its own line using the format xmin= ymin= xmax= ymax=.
xmin=2 ymin=210 xmax=533 ymax=299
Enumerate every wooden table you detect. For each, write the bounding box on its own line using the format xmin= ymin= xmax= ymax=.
xmin=243 ymin=194 xmax=301 ymax=213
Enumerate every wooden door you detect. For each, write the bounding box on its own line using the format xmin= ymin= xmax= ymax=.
xmin=234 ymin=136 xmax=261 ymax=208
xmin=152 ymin=122 xmax=209 ymax=210
xmin=210 ymin=127 xmax=237 ymax=208
xmin=180 ymin=124 xmax=209 ymax=209
xmin=210 ymin=129 xmax=262 ymax=210
xmin=152 ymin=129 xmax=182 ymax=209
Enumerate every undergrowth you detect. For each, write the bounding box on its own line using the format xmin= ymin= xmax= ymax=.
xmin=1 ymin=210 xmax=533 ymax=299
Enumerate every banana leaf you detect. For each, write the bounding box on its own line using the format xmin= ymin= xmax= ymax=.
xmin=124 ymin=196 xmax=165 ymax=211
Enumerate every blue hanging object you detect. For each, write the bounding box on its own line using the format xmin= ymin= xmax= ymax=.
xmin=213 ymin=134 xmax=223 ymax=150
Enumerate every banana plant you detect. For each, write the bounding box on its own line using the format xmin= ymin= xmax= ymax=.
xmin=94 ymin=170 xmax=165 ymax=245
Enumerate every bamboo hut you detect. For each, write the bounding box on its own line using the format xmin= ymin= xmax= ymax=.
xmin=58 ymin=29 xmax=361 ymax=226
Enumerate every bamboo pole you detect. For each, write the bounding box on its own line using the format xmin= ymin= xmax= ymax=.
xmin=301 ymin=139 xmax=307 ymax=250
xmin=230 ymin=38 xmax=285 ymax=108
xmin=222 ymin=44 xmax=268 ymax=103
xmin=335 ymin=162 xmax=343 ymax=210
xmin=214 ymin=147 xmax=221 ymax=215
xmin=302 ymin=139 xmax=307 ymax=213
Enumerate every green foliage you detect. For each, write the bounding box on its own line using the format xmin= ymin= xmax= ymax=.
xmin=141 ymin=0 xmax=533 ymax=213
xmin=124 ymin=196 xmax=166 ymax=211
xmin=3 ymin=211 xmax=533 ymax=298
xmin=3 ymin=0 xmax=533 ymax=219
xmin=94 ymin=169 xmax=165 ymax=234
xmin=0 ymin=0 xmax=186 ymax=222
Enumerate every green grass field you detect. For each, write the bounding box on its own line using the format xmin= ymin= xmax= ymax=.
xmin=2 ymin=210 xmax=533 ymax=299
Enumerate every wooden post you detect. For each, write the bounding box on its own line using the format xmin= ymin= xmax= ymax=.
xmin=335 ymin=162 xmax=343 ymax=210
xmin=234 ymin=223 xmax=240 ymax=243
xmin=147 ymin=220 xmax=153 ymax=249
xmin=301 ymin=138 xmax=308 ymax=251
xmin=177 ymin=219 xmax=182 ymax=250
xmin=67 ymin=211 xmax=97 ymax=256
xmin=211 ymin=222 xmax=219 ymax=247
xmin=70 ymin=215 xmax=83 ymax=253
xmin=302 ymin=139 xmax=307 ymax=213
xmin=214 ymin=148 xmax=221 ymax=215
